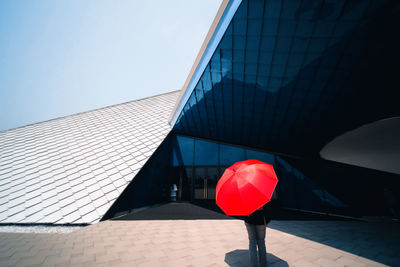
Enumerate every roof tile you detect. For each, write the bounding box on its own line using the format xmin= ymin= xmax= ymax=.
xmin=0 ymin=91 xmax=178 ymax=224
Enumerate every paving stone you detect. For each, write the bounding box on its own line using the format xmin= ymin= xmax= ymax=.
xmin=314 ymin=257 xmax=344 ymax=267
xmin=42 ymin=255 xmax=71 ymax=267
xmin=70 ymin=253 xmax=96 ymax=265
xmin=15 ymin=254 xmax=46 ymax=267
xmin=292 ymin=259 xmax=321 ymax=267
xmin=163 ymin=258 xmax=194 ymax=267
xmin=0 ymin=220 xmax=399 ymax=267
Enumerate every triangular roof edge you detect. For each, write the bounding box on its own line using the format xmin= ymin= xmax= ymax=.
xmin=1 ymin=90 xmax=180 ymax=134
xmin=168 ymin=0 xmax=242 ymax=127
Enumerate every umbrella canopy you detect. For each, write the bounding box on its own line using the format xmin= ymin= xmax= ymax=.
xmin=216 ymin=159 xmax=278 ymax=216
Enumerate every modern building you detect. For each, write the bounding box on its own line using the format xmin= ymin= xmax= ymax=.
xmin=1 ymin=0 xmax=399 ymax=225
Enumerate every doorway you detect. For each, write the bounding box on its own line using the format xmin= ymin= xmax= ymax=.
xmin=193 ymin=166 xmax=220 ymax=200
xmin=175 ymin=166 xmax=228 ymax=204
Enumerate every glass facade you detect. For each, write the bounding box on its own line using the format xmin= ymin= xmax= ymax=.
xmin=173 ymin=0 xmax=400 ymax=159
xmin=173 ymin=135 xmax=275 ymax=204
xmin=106 ymin=133 xmax=399 ymax=220
xmin=276 ymin=156 xmax=347 ymax=215
xmin=171 ymin=135 xmax=351 ymax=216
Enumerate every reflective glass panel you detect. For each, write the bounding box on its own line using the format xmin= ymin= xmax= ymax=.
xmin=174 ymin=136 xmax=194 ymax=166
xmin=220 ymin=144 xmax=245 ymax=165
xmin=245 ymin=149 xmax=275 ymax=164
xmin=194 ymin=139 xmax=218 ymax=166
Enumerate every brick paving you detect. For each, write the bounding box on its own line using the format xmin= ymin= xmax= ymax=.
xmin=0 ymin=219 xmax=399 ymax=267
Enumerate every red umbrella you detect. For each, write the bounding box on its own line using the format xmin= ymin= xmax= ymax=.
xmin=216 ymin=159 xmax=278 ymax=216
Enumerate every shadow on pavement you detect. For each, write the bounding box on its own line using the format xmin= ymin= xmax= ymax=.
xmin=225 ymin=249 xmax=288 ymax=267
xmin=113 ymin=202 xmax=234 ymax=220
xmin=268 ymin=220 xmax=400 ymax=266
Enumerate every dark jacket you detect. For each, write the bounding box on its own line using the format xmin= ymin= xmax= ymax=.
xmin=244 ymin=202 xmax=274 ymax=225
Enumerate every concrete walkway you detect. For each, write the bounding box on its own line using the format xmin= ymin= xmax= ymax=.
xmin=0 ymin=219 xmax=399 ymax=267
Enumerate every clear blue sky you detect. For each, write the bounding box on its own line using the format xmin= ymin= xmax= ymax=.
xmin=0 ymin=0 xmax=221 ymax=131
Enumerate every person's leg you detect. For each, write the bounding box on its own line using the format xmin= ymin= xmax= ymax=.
xmin=255 ymin=225 xmax=267 ymax=267
xmin=245 ymin=222 xmax=258 ymax=267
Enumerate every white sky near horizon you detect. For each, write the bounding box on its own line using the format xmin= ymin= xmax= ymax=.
xmin=0 ymin=0 xmax=222 ymax=131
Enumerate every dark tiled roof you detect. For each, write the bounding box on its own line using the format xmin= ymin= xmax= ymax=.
xmin=0 ymin=91 xmax=179 ymax=224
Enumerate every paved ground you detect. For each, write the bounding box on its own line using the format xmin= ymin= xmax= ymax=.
xmin=0 ymin=219 xmax=399 ymax=267
xmin=114 ymin=202 xmax=234 ymax=220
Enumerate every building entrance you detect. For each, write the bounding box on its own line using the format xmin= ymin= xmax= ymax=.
xmin=194 ymin=167 xmax=219 ymax=200
xmin=175 ymin=166 xmax=224 ymax=203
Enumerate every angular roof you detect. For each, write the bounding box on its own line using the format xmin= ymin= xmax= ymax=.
xmin=0 ymin=91 xmax=179 ymax=224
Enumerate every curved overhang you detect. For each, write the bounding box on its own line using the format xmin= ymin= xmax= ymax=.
xmin=320 ymin=117 xmax=400 ymax=175
xmin=169 ymin=0 xmax=242 ymax=127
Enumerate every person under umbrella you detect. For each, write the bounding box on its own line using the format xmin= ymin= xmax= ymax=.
xmin=244 ymin=192 xmax=276 ymax=267
xmin=216 ymin=159 xmax=278 ymax=267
